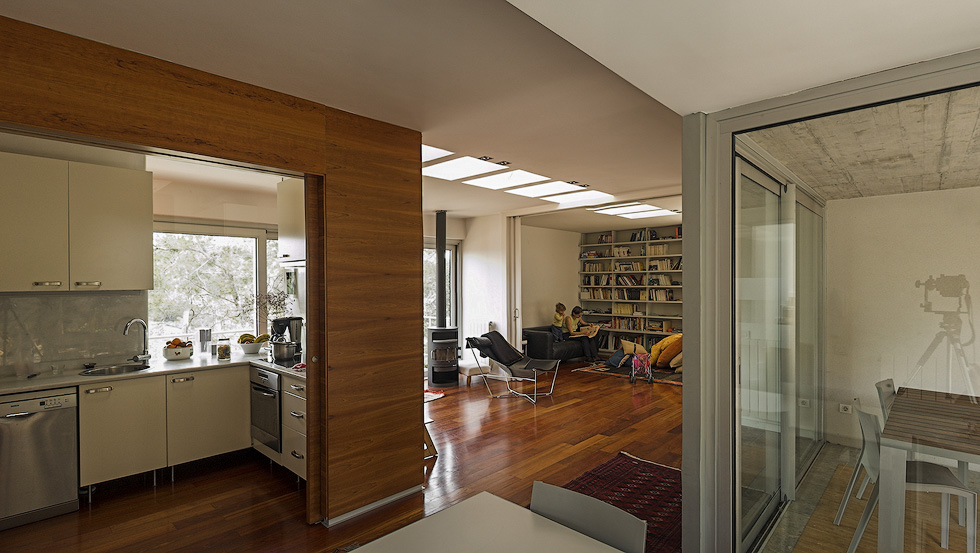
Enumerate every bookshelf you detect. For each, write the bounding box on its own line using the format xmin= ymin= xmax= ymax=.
xmin=579 ymin=225 xmax=682 ymax=352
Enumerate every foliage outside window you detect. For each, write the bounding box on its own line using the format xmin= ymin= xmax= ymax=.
xmin=148 ymin=224 xmax=283 ymax=348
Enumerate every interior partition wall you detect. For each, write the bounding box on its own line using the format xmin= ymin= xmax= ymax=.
xmin=682 ymin=49 xmax=980 ymax=553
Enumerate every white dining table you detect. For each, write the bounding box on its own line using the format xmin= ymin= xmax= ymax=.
xmin=353 ymin=491 xmax=624 ymax=552
xmin=878 ymin=387 xmax=979 ymax=552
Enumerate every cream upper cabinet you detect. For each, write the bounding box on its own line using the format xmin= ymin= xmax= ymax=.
xmin=166 ymin=366 xmax=251 ymax=466
xmin=79 ymin=376 xmax=167 ymax=487
xmin=276 ymin=177 xmax=305 ymax=263
xmin=0 ymin=152 xmax=153 ymax=292
xmin=0 ymin=152 xmax=70 ymax=291
xmin=69 ymin=161 xmax=153 ymax=290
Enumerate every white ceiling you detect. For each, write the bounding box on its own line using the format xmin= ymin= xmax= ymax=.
xmin=506 ymin=0 xmax=980 ymax=115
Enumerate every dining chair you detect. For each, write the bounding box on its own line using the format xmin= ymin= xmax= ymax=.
xmin=530 ymin=481 xmax=647 ymax=553
xmin=835 ymin=398 xmax=873 ymax=525
xmin=845 ymin=409 xmax=976 ymax=553
xmin=876 ymin=378 xmax=897 ymax=420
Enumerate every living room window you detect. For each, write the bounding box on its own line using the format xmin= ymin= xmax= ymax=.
xmin=148 ymin=222 xmax=278 ymax=346
xmin=423 ymin=240 xmax=459 ymax=366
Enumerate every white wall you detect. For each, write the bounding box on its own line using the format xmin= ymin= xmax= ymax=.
xmin=826 ymin=186 xmax=980 ymax=446
xmin=153 ymin=181 xmax=278 ymax=226
xmin=0 ymin=132 xmax=144 ymax=170
xmin=422 ymin=214 xmax=466 ymax=240
xmin=461 ymin=214 xmax=509 ymax=342
xmin=520 ymin=225 xmax=580 ymax=328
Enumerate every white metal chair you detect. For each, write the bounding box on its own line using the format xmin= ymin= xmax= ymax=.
xmin=465 ymin=332 xmax=560 ymax=404
xmin=530 ymin=481 xmax=647 ymax=553
xmin=845 ymin=409 xmax=976 ymax=553
xmin=876 ymin=378 xmax=897 ymax=420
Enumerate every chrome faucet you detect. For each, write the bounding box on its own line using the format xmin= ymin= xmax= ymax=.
xmin=124 ymin=318 xmax=151 ymax=365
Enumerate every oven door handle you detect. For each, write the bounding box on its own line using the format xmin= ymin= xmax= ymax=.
xmin=251 ymin=384 xmax=277 ymax=397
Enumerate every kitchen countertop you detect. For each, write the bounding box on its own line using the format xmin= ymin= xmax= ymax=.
xmin=0 ymin=351 xmax=305 ymax=396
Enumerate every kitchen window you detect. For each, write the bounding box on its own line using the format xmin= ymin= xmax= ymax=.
xmin=148 ymin=222 xmax=284 ymax=347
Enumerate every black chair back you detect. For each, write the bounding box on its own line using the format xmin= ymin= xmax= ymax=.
xmin=483 ymin=331 xmax=524 ymax=366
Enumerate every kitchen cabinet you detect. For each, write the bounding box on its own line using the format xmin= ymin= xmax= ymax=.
xmin=0 ymin=152 xmax=69 ymax=292
xmin=68 ymin=161 xmax=153 ymax=290
xmin=0 ymin=151 xmax=152 ymax=292
xmin=276 ymin=177 xmax=305 ymax=264
xmin=79 ymin=376 xmax=167 ymax=487
xmin=281 ymin=373 xmax=307 ymax=479
xmin=166 ymin=366 xmax=251 ymax=466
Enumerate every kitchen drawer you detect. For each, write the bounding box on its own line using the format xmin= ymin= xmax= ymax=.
xmin=282 ymin=374 xmax=306 ymax=399
xmin=282 ymin=391 xmax=307 ymax=434
xmin=282 ymin=426 xmax=306 ymax=479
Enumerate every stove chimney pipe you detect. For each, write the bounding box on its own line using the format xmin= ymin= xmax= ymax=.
xmin=436 ymin=210 xmax=447 ymax=328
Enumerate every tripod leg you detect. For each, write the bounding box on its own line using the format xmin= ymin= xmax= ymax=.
xmin=908 ymin=332 xmax=948 ymax=385
xmin=951 ymin=340 xmax=977 ymax=399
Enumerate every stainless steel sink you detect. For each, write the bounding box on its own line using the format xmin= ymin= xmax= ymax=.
xmin=79 ymin=363 xmax=150 ymax=376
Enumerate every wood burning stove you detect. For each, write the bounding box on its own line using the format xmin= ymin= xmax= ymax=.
xmin=427 ymin=326 xmax=459 ymax=387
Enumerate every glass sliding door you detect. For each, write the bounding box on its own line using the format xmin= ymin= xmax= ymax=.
xmin=736 ymin=159 xmax=786 ymax=548
xmin=795 ymin=201 xmax=824 ymax=482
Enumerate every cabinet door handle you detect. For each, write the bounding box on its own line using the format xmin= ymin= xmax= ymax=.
xmin=279 ymin=254 xmax=291 ymax=258
xmin=75 ymin=281 xmax=102 ymax=287
xmin=289 ymin=410 xmax=305 ymax=419
xmin=290 ymin=450 xmax=304 ymax=460
xmin=32 ymin=281 xmax=63 ymax=287
xmin=171 ymin=376 xmax=195 ymax=383
xmin=4 ymin=412 xmax=32 ymax=418
xmin=259 ymin=391 xmax=274 ymax=398
xmin=290 ymin=384 xmax=305 ymax=392
xmin=85 ymin=386 xmax=113 ymax=394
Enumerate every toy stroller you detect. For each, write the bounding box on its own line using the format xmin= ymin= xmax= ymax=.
xmin=629 ymin=353 xmax=654 ymax=384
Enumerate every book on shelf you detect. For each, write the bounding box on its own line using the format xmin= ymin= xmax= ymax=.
xmin=648 ymin=273 xmax=673 ymax=286
xmin=649 ymin=243 xmax=669 ymax=256
xmin=615 ymin=261 xmax=645 ymax=271
xmin=612 ymin=245 xmax=633 ymax=257
xmin=649 ymin=258 xmax=681 ymax=271
xmin=582 ymin=261 xmax=607 ymax=272
xmin=597 ymin=234 xmax=612 ymax=244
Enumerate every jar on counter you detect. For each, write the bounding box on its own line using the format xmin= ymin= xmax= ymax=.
xmin=217 ymin=338 xmax=231 ymax=360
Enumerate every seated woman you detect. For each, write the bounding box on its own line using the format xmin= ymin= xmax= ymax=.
xmin=565 ymin=305 xmax=600 ymax=362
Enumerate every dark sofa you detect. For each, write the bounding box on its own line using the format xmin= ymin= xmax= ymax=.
xmin=523 ymin=326 xmax=586 ymax=361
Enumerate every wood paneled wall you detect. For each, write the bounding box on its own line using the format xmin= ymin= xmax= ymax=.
xmin=0 ymin=16 xmax=423 ymax=524
xmin=324 ymin=110 xmax=423 ymax=517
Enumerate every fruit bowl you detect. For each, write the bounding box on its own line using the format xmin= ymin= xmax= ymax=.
xmin=163 ymin=345 xmax=193 ymax=360
xmin=239 ymin=342 xmax=262 ymax=354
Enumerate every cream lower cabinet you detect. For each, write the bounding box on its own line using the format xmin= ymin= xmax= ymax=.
xmin=281 ymin=374 xmax=307 ymax=479
xmin=166 ymin=366 xmax=251 ymax=466
xmin=79 ymin=376 xmax=167 ymax=487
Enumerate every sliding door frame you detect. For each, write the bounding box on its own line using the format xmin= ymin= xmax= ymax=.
xmin=682 ymin=49 xmax=980 ymax=553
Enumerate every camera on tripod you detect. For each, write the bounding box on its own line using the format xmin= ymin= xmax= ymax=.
xmin=916 ymin=274 xmax=970 ymax=314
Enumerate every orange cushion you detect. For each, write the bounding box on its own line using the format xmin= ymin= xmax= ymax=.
xmin=655 ymin=333 xmax=682 ymax=368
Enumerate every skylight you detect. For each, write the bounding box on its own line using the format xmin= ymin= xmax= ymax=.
xmin=463 ymin=170 xmax=550 ymax=190
xmin=421 ymin=145 xmax=453 ymax=163
xmin=422 ymin=156 xmax=506 ymax=181
xmin=595 ymin=204 xmax=662 ymax=215
xmin=540 ymin=190 xmax=615 ymax=206
xmin=506 ymin=181 xmax=583 ymax=198
xmin=618 ymin=209 xmax=676 ymax=219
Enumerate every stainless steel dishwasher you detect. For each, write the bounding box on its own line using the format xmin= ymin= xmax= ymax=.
xmin=0 ymin=387 xmax=79 ymax=530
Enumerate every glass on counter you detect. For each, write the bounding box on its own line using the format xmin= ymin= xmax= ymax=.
xmin=217 ymin=338 xmax=231 ymax=360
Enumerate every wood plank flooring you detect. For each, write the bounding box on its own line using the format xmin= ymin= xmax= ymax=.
xmin=0 ymin=364 xmax=682 ymax=552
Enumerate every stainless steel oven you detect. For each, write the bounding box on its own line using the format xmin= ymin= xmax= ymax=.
xmin=249 ymin=367 xmax=280 ymax=453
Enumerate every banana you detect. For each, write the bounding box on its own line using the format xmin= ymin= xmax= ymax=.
xmin=255 ymin=334 xmax=271 ymax=343
xmin=238 ymin=333 xmax=256 ymax=344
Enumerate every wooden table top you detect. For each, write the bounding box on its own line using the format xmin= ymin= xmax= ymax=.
xmin=881 ymin=387 xmax=980 ymax=457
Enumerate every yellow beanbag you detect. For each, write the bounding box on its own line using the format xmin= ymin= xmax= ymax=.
xmin=655 ymin=333 xmax=682 ymax=369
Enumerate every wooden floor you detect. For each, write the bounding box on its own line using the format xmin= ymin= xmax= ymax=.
xmin=0 ymin=363 xmax=682 ymax=552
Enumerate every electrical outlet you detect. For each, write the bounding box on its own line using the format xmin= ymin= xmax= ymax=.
xmin=798 ymin=398 xmax=810 ymax=408
xmin=839 ymin=403 xmax=852 ymax=414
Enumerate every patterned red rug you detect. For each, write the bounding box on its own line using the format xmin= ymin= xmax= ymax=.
xmin=563 ymin=452 xmax=682 ymax=553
